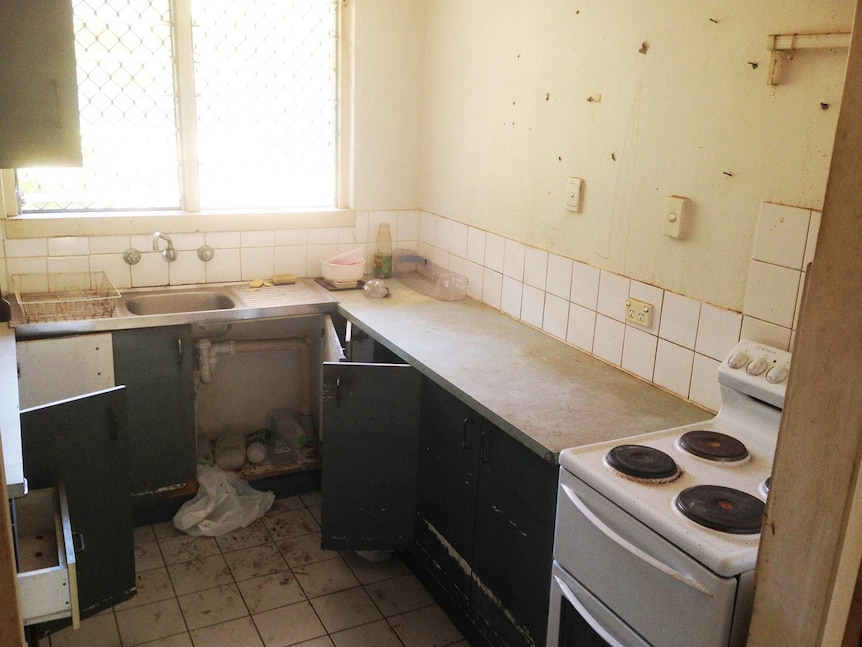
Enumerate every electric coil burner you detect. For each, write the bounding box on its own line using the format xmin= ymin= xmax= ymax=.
xmin=605 ymin=444 xmax=681 ymax=482
xmin=550 ymin=340 xmax=792 ymax=647
xmin=675 ymin=485 xmax=766 ymax=534
xmin=678 ymin=430 xmax=749 ymax=462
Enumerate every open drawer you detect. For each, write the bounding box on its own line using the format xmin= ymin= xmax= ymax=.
xmin=15 ymin=486 xmax=80 ymax=628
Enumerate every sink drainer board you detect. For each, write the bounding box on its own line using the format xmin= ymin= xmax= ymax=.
xmin=13 ymin=272 xmax=120 ymax=323
xmin=234 ymin=282 xmax=327 ymax=308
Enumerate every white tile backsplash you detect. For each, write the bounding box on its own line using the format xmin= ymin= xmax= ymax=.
xmin=695 ymin=304 xmax=742 ymax=361
xmin=653 ymin=340 xmax=694 ymax=397
xmin=47 ymin=255 xmax=89 ymax=274
xmin=753 ymin=202 xmax=811 ymax=270
xmin=501 ymin=276 xmax=523 ymax=318
xmin=503 ymin=239 xmax=526 ymax=281
xmin=596 ymin=270 xmax=630 ymax=322
xmin=546 ymin=254 xmax=573 ymax=300
xmin=484 ymin=233 xmax=505 ymax=273
xmin=659 ymin=291 xmax=701 ymax=349
xmin=593 ymin=315 xmax=625 ymax=366
xmin=4 ymin=202 xmax=815 ymax=414
xmin=543 ymin=294 xmax=569 ymax=340
xmin=743 ymin=260 xmax=800 ymax=329
xmin=520 ymin=284 xmax=545 ymax=328
xmin=621 ymin=326 xmax=657 ymax=381
xmin=566 ymin=303 xmax=596 ymax=352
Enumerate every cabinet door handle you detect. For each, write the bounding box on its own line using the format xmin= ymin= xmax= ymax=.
xmin=479 ymin=428 xmax=490 ymax=463
xmin=177 ymin=338 xmax=183 ymax=365
xmin=106 ymin=406 xmax=119 ymax=441
xmin=462 ymin=417 xmax=473 ymax=450
xmin=72 ymin=531 xmax=86 ymax=552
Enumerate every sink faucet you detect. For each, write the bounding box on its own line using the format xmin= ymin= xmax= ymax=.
xmin=153 ymin=232 xmax=177 ymax=262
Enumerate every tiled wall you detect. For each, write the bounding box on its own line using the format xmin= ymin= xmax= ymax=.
xmin=1 ymin=202 xmax=818 ymax=412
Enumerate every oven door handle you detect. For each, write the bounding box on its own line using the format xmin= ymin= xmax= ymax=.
xmin=554 ymin=573 xmax=628 ymax=647
xmin=561 ymin=483 xmax=714 ymax=597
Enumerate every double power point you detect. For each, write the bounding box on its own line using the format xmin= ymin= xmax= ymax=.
xmin=625 ymin=297 xmax=653 ymax=327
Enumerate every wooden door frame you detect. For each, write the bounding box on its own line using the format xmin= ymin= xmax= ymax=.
xmin=748 ymin=3 xmax=862 ymax=645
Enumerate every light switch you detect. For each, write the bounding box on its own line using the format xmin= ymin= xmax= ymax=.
xmin=566 ymin=177 xmax=584 ymax=213
xmin=663 ymin=195 xmax=689 ymax=238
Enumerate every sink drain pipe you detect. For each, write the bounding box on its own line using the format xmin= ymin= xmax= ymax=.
xmin=195 ymin=337 xmax=315 ymax=430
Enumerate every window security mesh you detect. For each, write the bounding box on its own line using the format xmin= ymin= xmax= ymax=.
xmin=18 ymin=0 xmax=338 ymax=213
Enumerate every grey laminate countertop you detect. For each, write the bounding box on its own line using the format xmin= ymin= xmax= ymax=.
xmin=336 ymin=279 xmax=710 ymax=462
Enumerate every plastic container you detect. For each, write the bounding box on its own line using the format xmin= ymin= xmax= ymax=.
xmin=268 ymin=408 xmax=308 ymax=451
xmin=373 ymin=223 xmax=393 ymax=279
xmin=215 ymin=431 xmax=246 ymax=470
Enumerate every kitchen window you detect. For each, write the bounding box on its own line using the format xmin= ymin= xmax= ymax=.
xmin=14 ymin=0 xmax=340 ymax=215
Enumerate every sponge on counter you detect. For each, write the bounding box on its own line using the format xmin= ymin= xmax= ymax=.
xmin=272 ymin=273 xmax=296 ymax=285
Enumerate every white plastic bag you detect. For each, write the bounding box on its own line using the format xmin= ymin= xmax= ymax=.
xmin=173 ymin=466 xmax=275 ymax=536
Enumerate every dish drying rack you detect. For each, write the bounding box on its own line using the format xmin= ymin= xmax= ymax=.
xmin=13 ymin=272 xmax=121 ymax=323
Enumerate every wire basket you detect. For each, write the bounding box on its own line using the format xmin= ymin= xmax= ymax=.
xmin=13 ymin=272 xmax=121 ymax=323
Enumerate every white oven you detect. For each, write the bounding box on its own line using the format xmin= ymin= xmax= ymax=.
xmin=548 ymin=340 xmax=790 ymax=647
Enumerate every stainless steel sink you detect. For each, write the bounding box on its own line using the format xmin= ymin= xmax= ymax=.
xmin=123 ymin=289 xmax=235 ymax=316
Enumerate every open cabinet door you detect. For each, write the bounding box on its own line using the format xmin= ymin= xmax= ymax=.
xmin=320 ymin=360 xmax=421 ymax=552
xmin=20 ymin=386 xmax=135 ymax=632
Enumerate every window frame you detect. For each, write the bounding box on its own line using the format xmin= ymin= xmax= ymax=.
xmin=2 ymin=0 xmax=353 ymax=238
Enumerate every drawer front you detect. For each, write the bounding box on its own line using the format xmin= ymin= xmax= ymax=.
xmin=16 ymin=487 xmax=78 ymax=627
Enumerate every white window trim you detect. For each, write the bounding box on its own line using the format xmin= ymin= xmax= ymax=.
xmin=2 ymin=0 xmax=354 ymax=239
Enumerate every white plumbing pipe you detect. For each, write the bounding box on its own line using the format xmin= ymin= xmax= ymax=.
xmin=194 ymin=337 xmax=315 ymax=418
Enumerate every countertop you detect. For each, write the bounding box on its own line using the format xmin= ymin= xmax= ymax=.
xmin=2 ymin=276 xmax=709 ymax=493
xmin=336 ymin=279 xmax=710 ymax=462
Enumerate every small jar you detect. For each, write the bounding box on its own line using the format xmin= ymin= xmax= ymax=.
xmin=373 ymin=223 xmax=393 ymax=278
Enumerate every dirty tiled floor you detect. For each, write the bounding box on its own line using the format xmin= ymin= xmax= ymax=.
xmin=45 ymin=492 xmax=467 ymax=647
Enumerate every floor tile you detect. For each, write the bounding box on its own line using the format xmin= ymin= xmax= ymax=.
xmin=237 ymin=571 xmax=307 ymax=614
xmin=152 ymin=521 xmax=185 ymax=540
xmin=389 ymin=605 xmax=463 ymax=647
xmin=253 ymin=600 xmax=327 ymax=647
xmin=299 ymin=491 xmax=323 ymax=507
xmin=136 ymin=634 xmax=194 ymax=647
xmin=330 ymin=619 xmax=404 ymax=647
xmin=114 ymin=567 xmax=175 ymax=611
xmin=262 ymin=507 xmax=319 ymax=541
xmin=223 ymin=543 xmax=289 ymax=582
xmin=158 ymin=534 xmax=220 ymax=566
xmin=343 ymin=551 xmax=408 ymax=585
xmin=366 ymin=573 xmax=434 ymax=617
xmin=292 ymin=639 xmax=336 ymax=647
xmin=307 ymin=504 xmax=322 ymax=524
xmin=49 ymin=612 xmax=120 ymax=647
xmin=178 ymin=582 xmax=248 ymax=630
xmin=115 ymin=598 xmax=187 ymax=646
xmin=269 ymin=495 xmax=306 ymax=513
xmin=189 ymin=616 xmax=264 ymax=647
xmin=277 ymin=532 xmax=341 ymax=568
xmin=134 ymin=524 xmax=157 ymax=544
xmin=310 ymin=587 xmax=383 ymax=634
xmin=293 ymin=557 xmax=361 ymax=598
xmin=134 ymin=538 xmax=165 ymax=573
xmin=215 ymin=519 xmax=272 ymax=552
xmin=167 ymin=554 xmax=233 ymax=596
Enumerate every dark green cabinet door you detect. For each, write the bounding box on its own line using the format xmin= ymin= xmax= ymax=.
xmin=21 ymin=386 xmax=135 ymax=618
xmin=321 ymin=361 xmax=421 ymax=551
xmin=471 ymin=421 xmax=558 ymax=647
xmin=112 ymin=326 xmax=196 ymax=496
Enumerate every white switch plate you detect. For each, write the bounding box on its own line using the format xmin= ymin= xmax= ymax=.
xmin=625 ymin=297 xmax=653 ymax=327
xmin=566 ymin=177 xmax=584 ymax=213
xmin=663 ymin=195 xmax=689 ymax=238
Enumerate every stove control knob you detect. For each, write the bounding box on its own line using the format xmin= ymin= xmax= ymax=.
xmin=746 ymin=357 xmax=768 ymax=376
xmin=766 ymin=365 xmax=789 ymax=384
xmin=727 ymin=351 xmax=749 ymax=369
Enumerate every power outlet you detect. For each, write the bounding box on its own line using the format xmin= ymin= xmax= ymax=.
xmin=625 ymin=297 xmax=653 ymax=327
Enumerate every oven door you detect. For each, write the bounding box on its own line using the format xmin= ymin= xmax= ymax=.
xmin=548 ymin=561 xmax=650 ymax=647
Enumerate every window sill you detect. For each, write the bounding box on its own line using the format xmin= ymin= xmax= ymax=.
xmin=3 ymin=208 xmax=354 ymax=239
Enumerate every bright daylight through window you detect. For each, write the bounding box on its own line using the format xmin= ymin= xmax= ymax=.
xmin=16 ymin=0 xmax=339 ymax=213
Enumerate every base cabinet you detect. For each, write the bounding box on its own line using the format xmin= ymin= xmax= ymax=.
xmin=415 ymin=377 xmax=558 ymax=647
xmin=18 ymin=387 xmax=135 ymax=640
xmin=112 ymin=326 xmax=196 ymax=497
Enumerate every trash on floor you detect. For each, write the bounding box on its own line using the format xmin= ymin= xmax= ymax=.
xmin=173 ymin=466 xmax=275 ymax=536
